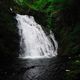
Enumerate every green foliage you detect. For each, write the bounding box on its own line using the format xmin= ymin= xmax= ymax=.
xmin=15 ymin=0 xmax=64 ymax=13
xmin=66 ymin=57 xmax=80 ymax=80
xmin=14 ymin=0 xmax=80 ymax=57
xmin=14 ymin=0 xmax=69 ymax=29
xmin=0 ymin=1 xmax=80 ymax=79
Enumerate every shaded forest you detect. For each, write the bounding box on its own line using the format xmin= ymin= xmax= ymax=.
xmin=0 ymin=0 xmax=80 ymax=80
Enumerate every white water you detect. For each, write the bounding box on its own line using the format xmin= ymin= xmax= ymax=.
xmin=16 ymin=14 xmax=58 ymax=59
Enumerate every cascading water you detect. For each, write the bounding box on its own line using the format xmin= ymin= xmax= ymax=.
xmin=16 ymin=14 xmax=58 ymax=59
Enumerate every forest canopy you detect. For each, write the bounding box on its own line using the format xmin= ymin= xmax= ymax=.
xmin=14 ymin=0 xmax=67 ymax=13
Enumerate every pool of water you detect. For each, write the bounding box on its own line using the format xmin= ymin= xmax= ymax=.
xmin=0 ymin=57 xmax=67 ymax=80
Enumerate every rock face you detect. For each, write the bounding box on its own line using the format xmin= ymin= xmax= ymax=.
xmin=54 ymin=0 xmax=80 ymax=56
xmin=0 ymin=0 xmax=19 ymax=59
xmin=0 ymin=1 xmax=80 ymax=80
xmin=14 ymin=0 xmax=80 ymax=57
xmin=0 ymin=0 xmax=80 ymax=59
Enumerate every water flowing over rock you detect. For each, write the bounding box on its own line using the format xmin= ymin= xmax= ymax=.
xmin=16 ymin=14 xmax=58 ymax=59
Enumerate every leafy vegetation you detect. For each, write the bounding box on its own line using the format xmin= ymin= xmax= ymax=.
xmin=0 ymin=0 xmax=80 ymax=80
xmin=15 ymin=0 xmax=64 ymax=12
xmin=14 ymin=0 xmax=66 ymax=28
xmin=14 ymin=1 xmax=80 ymax=80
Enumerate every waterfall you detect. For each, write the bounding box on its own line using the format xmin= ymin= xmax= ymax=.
xmin=16 ymin=14 xmax=58 ymax=59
